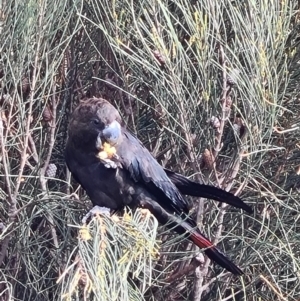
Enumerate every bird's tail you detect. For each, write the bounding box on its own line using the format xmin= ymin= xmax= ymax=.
xmin=165 ymin=169 xmax=252 ymax=214
xmin=141 ymin=198 xmax=243 ymax=275
xmin=180 ymin=217 xmax=244 ymax=275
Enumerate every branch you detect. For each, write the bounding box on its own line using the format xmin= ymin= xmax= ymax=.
xmin=194 ymin=30 xmax=236 ymax=301
xmin=0 ymin=1 xmax=46 ymax=265
xmin=39 ymin=85 xmax=59 ymax=249
xmin=164 ymin=257 xmax=203 ymax=284
xmin=0 ymin=107 xmax=17 ymax=265
xmin=39 ymin=89 xmax=57 ymax=190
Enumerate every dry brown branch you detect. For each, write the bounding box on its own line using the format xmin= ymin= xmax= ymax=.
xmin=259 ymin=275 xmax=288 ymax=301
xmin=39 ymin=86 xmax=59 ymax=249
xmin=164 ymin=257 xmax=202 ymax=284
xmin=13 ymin=4 xmax=45 ymax=199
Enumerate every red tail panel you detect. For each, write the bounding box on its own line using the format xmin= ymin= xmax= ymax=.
xmin=190 ymin=231 xmax=243 ymax=275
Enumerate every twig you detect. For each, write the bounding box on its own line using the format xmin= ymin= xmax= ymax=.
xmin=0 ymin=108 xmax=17 ymax=265
xmin=39 ymin=85 xmax=59 ymax=249
xmin=39 ymin=89 xmax=57 ymax=191
xmin=0 ymin=111 xmax=13 ymax=208
xmin=164 ymin=258 xmax=201 ymax=284
xmin=259 ymin=274 xmax=288 ymax=301
xmin=193 ymin=19 xmax=239 ymax=299
xmin=212 ymin=44 xmax=230 ymax=161
xmin=28 ymin=133 xmax=39 ymax=164
xmin=155 ymin=140 xmax=173 ymax=155
xmin=13 ymin=5 xmax=44 ymax=199
xmin=0 ymin=2 xmax=46 ymax=265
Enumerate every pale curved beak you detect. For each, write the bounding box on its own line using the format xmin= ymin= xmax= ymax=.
xmin=96 ymin=134 xmax=103 ymax=150
xmin=102 ymin=120 xmax=121 ymax=145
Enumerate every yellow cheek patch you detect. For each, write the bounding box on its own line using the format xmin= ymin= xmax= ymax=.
xmin=98 ymin=142 xmax=117 ymax=160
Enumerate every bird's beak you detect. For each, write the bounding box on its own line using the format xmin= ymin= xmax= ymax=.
xmin=96 ymin=134 xmax=103 ymax=150
xmin=102 ymin=120 xmax=121 ymax=146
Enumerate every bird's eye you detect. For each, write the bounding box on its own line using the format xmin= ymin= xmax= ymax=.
xmin=92 ymin=119 xmax=100 ymax=125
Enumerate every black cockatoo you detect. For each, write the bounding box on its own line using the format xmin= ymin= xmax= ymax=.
xmin=65 ymin=98 xmax=252 ymax=275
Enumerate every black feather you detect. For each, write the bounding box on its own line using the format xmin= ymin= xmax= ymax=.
xmin=165 ymin=169 xmax=252 ymax=213
xmin=65 ymin=98 xmax=252 ymax=275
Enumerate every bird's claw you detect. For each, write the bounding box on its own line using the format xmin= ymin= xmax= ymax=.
xmin=102 ymin=158 xmax=118 ymax=169
xmin=113 ymin=153 xmax=120 ymax=160
xmin=82 ymin=206 xmax=111 ymax=224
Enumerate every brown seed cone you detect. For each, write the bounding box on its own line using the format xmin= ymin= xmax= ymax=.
xmin=202 ymin=148 xmax=215 ymax=170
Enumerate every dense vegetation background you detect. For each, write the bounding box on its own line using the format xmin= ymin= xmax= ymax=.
xmin=1 ymin=0 xmax=300 ymax=300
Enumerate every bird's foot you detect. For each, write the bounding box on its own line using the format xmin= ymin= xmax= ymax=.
xmin=82 ymin=206 xmax=111 ymax=224
xmin=112 ymin=153 xmax=120 ymax=160
xmin=139 ymin=208 xmax=152 ymax=219
xmin=102 ymin=158 xmax=118 ymax=169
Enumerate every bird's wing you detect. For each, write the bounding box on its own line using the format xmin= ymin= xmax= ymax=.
xmin=165 ymin=169 xmax=253 ymax=213
xmin=115 ymin=129 xmax=190 ymax=215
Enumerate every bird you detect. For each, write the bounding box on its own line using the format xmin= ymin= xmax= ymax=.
xmin=65 ymin=98 xmax=252 ymax=275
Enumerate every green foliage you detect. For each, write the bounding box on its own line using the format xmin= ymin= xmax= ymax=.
xmin=59 ymin=209 xmax=159 ymax=301
xmin=1 ymin=0 xmax=300 ymax=300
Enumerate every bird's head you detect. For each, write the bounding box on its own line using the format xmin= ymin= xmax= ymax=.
xmin=68 ymin=98 xmax=122 ymax=151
